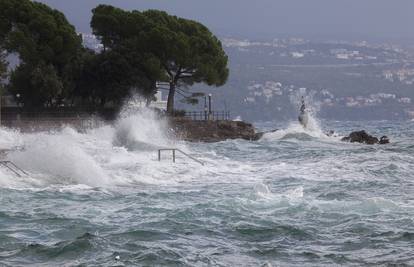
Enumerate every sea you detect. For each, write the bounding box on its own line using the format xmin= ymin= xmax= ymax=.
xmin=0 ymin=108 xmax=413 ymax=266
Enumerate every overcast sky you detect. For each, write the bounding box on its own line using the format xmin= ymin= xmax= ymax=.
xmin=37 ymin=0 xmax=414 ymax=42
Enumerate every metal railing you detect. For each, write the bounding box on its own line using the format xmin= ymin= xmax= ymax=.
xmin=0 ymin=161 xmax=28 ymax=177
xmin=158 ymin=148 xmax=205 ymax=165
xmin=181 ymin=111 xmax=231 ymax=121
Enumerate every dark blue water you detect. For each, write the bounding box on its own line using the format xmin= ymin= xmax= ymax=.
xmin=0 ymin=118 xmax=413 ymax=266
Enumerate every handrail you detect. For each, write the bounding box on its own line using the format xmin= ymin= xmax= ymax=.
xmin=176 ymin=149 xmax=205 ymax=166
xmin=158 ymin=148 xmax=205 ymax=166
xmin=6 ymin=161 xmax=28 ymax=175
xmin=0 ymin=161 xmax=28 ymax=177
xmin=173 ymin=111 xmax=231 ymax=121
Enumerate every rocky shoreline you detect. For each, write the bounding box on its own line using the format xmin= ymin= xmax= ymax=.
xmin=170 ymin=118 xmax=391 ymax=145
xmin=0 ymin=113 xmax=390 ymax=145
xmin=170 ymin=118 xmax=261 ymax=142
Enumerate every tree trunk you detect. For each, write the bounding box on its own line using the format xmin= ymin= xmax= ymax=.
xmin=100 ymin=96 xmax=106 ymax=107
xmin=167 ymin=82 xmax=175 ymax=113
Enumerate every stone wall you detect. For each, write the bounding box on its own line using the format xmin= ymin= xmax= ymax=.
xmin=0 ymin=109 xmax=260 ymax=142
xmin=170 ymin=118 xmax=259 ymax=142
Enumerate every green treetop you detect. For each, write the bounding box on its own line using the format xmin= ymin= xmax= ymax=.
xmin=91 ymin=5 xmax=229 ymax=112
xmin=0 ymin=0 xmax=83 ymax=108
xmin=0 ymin=49 xmax=7 ymax=93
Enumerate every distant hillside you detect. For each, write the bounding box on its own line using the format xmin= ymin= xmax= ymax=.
xmin=179 ymin=38 xmax=414 ymax=121
xmin=81 ymin=34 xmax=414 ymax=121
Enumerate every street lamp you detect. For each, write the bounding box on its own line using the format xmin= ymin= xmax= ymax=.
xmin=16 ymin=94 xmax=21 ymax=123
xmin=0 ymin=92 xmax=2 ymax=127
xmin=208 ymin=93 xmax=212 ymax=120
xmin=204 ymin=95 xmax=207 ymax=121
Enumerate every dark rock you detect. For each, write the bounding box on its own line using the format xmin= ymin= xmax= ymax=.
xmin=253 ymin=129 xmax=278 ymax=141
xmin=379 ymin=136 xmax=390 ymax=144
xmin=253 ymin=132 xmax=265 ymax=141
xmin=326 ymin=130 xmax=335 ymax=137
xmin=341 ymin=130 xmax=389 ymax=145
xmin=170 ymin=118 xmax=260 ymax=142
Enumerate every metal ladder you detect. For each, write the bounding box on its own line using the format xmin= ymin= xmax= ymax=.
xmin=0 ymin=161 xmax=28 ymax=177
xmin=157 ymin=149 xmax=205 ymax=166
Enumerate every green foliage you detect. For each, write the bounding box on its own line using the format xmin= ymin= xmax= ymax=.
xmin=1 ymin=0 xmax=81 ymax=68
xmin=191 ymin=92 xmax=205 ymax=97
xmin=113 ymin=38 xmax=165 ymax=99
xmin=91 ymin=5 xmax=166 ymax=105
xmin=76 ymin=50 xmax=137 ymax=106
xmin=0 ymin=1 xmax=229 ymax=111
xmin=0 ymin=0 xmax=82 ymax=108
xmin=0 ymin=50 xmax=7 ymax=92
xmin=142 ymin=10 xmax=229 ymax=86
xmin=9 ymin=62 xmax=63 ymax=108
xmin=180 ymin=97 xmax=199 ymax=105
xmin=91 ymin=5 xmax=229 ymax=112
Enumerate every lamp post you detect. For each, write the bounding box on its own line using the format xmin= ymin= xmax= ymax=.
xmin=204 ymin=95 xmax=207 ymax=121
xmin=16 ymin=94 xmax=21 ymax=123
xmin=223 ymin=100 xmax=227 ymax=120
xmin=208 ymin=93 xmax=212 ymax=120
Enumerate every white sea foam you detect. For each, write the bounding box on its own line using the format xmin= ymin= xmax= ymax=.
xmin=0 ymin=108 xmax=214 ymax=188
xmin=261 ymin=106 xmax=344 ymax=142
xmin=113 ymin=108 xmax=173 ymax=151
xmin=0 ymin=99 xmax=408 ymax=210
xmin=246 ymin=179 xmax=409 ymax=216
xmin=8 ymin=130 xmax=110 ymax=187
xmin=263 ymin=91 xmax=343 ymax=141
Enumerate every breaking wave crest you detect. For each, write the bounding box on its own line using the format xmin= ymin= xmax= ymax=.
xmin=0 ymin=108 xmax=188 ymax=188
xmin=262 ymin=113 xmax=338 ymax=141
xmin=113 ymin=107 xmax=173 ymax=151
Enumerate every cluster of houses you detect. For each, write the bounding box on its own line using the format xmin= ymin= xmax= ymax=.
xmin=244 ymin=80 xmax=412 ymax=111
xmin=383 ymin=68 xmax=414 ymax=84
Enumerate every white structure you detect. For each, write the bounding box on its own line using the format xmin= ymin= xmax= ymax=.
xmin=150 ymin=91 xmax=168 ymax=110
xmin=128 ymin=90 xmax=167 ymax=110
xmin=290 ymin=52 xmax=305 ymax=58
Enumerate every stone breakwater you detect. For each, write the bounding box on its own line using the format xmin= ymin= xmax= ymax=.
xmin=170 ymin=118 xmax=261 ymax=142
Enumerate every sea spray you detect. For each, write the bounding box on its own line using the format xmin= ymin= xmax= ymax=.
xmin=261 ymin=119 xmax=330 ymax=141
xmin=112 ymin=107 xmax=173 ymax=151
xmin=0 ymin=127 xmax=23 ymax=149
xmin=290 ymin=89 xmax=323 ymax=130
xmin=0 ymin=106 xmax=198 ymax=188
xmin=8 ymin=128 xmax=110 ymax=187
xmin=262 ymin=92 xmax=340 ymax=141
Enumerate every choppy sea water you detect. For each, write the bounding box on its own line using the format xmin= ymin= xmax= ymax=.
xmin=0 ymin=111 xmax=413 ymax=266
